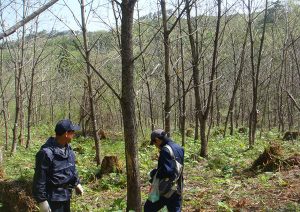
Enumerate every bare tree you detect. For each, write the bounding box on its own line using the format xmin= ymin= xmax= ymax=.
xmin=186 ymin=0 xmax=222 ymax=157
xmin=160 ymin=0 xmax=186 ymax=134
xmin=80 ymin=0 xmax=101 ymax=166
xmin=11 ymin=0 xmax=28 ymax=154
xmin=247 ymin=0 xmax=268 ymax=147
xmin=224 ymin=25 xmax=249 ymax=137
xmin=0 ymin=43 xmax=11 ymax=150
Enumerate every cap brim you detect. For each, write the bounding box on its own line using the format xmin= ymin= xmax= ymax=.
xmin=71 ymin=124 xmax=81 ymax=131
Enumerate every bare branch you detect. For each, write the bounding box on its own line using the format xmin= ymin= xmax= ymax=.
xmin=112 ymin=0 xmax=121 ymax=7
xmin=282 ymin=87 xmax=300 ymax=113
xmin=0 ymin=0 xmax=59 ymax=40
xmin=73 ymin=40 xmax=121 ymax=100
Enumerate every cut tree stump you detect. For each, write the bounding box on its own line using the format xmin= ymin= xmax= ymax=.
xmin=251 ymin=143 xmax=283 ymax=172
xmin=97 ymin=156 xmax=123 ymax=177
xmin=283 ymin=131 xmax=299 ymax=141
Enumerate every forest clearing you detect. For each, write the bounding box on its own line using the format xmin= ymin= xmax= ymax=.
xmin=1 ymin=0 xmax=300 ymax=211
xmin=0 ymin=127 xmax=299 ymax=211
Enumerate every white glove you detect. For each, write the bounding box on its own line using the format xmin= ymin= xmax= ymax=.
xmin=75 ymin=184 xmax=84 ymax=195
xmin=38 ymin=200 xmax=51 ymax=212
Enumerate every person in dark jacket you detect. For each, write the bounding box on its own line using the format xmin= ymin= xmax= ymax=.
xmin=144 ymin=129 xmax=184 ymax=212
xmin=33 ymin=119 xmax=84 ymax=212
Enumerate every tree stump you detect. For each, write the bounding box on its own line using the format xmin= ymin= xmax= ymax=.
xmin=73 ymin=145 xmax=85 ymax=154
xmin=283 ymin=131 xmax=299 ymax=141
xmin=251 ymin=143 xmax=283 ymax=172
xmin=238 ymin=127 xmax=247 ymax=134
xmin=186 ymin=128 xmax=194 ymax=137
xmin=97 ymin=156 xmax=123 ymax=177
xmin=98 ymin=129 xmax=106 ymax=139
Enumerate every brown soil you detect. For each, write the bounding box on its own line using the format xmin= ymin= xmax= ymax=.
xmin=0 ymin=179 xmax=37 ymax=212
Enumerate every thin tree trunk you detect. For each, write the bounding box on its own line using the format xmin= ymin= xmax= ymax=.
xmin=12 ymin=0 xmax=27 ymax=154
xmin=224 ymin=26 xmax=249 ymax=137
xmin=185 ymin=0 xmax=201 ymax=146
xmin=26 ymin=20 xmax=39 ymax=148
xmin=179 ymin=9 xmax=186 ymax=146
xmin=80 ymin=0 xmax=101 ymax=166
xmin=161 ymin=0 xmax=171 ymax=134
xmin=135 ymin=6 xmax=155 ymax=132
xmin=248 ymin=0 xmax=268 ymax=148
xmin=0 ymin=46 xmax=9 ymax=150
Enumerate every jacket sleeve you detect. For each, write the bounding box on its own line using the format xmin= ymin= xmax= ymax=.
xmin=156 ymin=148 xmax=175 ymax=180
xmin=71 ymin=167 xmax=80 ymax=186
xmin=69 ymin=150 xmax=80 ymax=187
xmin=32 ymin=150 xmax=51 ymax=203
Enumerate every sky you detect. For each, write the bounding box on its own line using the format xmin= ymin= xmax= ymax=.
xmin=0 ymin=0 xmax=280 ymax=35
xmin=1 ymin=0 xmax=161 ymax=33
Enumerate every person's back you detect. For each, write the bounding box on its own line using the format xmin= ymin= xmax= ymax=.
xmin=144 ymin=129 xmax=184 ymax=212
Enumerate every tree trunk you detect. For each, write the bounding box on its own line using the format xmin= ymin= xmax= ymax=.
xmin=185 ymin=0 xmax=202 ymax=148
xmin=248 ymin=0 xmax=268 ymax=147
xmin=0 ymin=46 xmax=9 ymax=150
xmin=120 ymin=0 xmax=141 ymax=210
xmin=161 ymin=0 xmax=171 ymax=134
xmin=80 ymin=0 xmax=101 ymax=166
xmin=179 ymin=11 xmax=186 ymax=146
xmin=12 ymin=4 xmax=26 ymax=153
xmin=224 ymin=26 xmax=248 ymax=137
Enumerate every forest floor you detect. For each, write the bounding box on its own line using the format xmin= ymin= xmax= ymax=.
xmin=182 ymin=161 xmax=300 ymax=211
xmin=1 ymin=127 xmax=300 ymax=211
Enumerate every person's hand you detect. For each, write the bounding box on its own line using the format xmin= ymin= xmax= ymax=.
xmin=148 ymin=169 xmax=157 ymax=183
xmin=38 ymin=200 xmax=51 ymax=212
xmin=149 ymin=169 xmax=157 ymax=178
xmin=75 ymin=184 xmax=84 ymax=195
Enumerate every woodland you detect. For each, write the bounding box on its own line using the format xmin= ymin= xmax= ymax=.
xmin=0 ymin=0 xmax=300 ymax=211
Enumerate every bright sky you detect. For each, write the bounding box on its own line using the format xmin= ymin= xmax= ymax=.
xmin=1 ymin=0 xmax=161 ymax=33
xmin=0 ymin=0 xmax=276 ymax=35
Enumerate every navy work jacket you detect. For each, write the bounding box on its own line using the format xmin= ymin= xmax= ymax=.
xmin=32 ymin=137 xmax=80 ymax=203
xmin=151 ymin=138 xmax=184 ymax=192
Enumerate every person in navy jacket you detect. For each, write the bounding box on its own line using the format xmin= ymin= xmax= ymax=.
xmin=33 ymin=119 xmax=83 ymax=212
xmin=144 ymin=129 xmax=184 ymax=212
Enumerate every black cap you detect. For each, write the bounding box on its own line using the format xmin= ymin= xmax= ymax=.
xmin=150 ymin=129 xmax=166 ymax=145
xmin=55 ymin=119 xmax=80 ymax=135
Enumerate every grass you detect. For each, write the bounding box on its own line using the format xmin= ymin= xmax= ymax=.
xmin=1 ymin=126 xmax=300 ymax=211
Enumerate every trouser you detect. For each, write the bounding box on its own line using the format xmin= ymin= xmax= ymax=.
xmin=144 ymin=193 xmax=182 ymax=212
xmin=49 ymin=200 xmax=70 ymax=212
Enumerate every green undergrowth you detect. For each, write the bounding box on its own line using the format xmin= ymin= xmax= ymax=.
xmin=1 ymin=126 xmax=300 ymax=211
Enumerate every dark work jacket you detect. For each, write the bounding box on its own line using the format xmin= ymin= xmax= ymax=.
xmin=32 ymin=137 xmax=80 ymax=203
xmin=151 ymin=138 xmax=184 ymax=193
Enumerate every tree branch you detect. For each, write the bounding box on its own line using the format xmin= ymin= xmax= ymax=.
xmin=73 ymin=41 xmax=121 ymax=100
xmin=282 ymin=87 xmax=300 ymax=113
xmin=0 ymin=0 xmax=59 ymax=40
